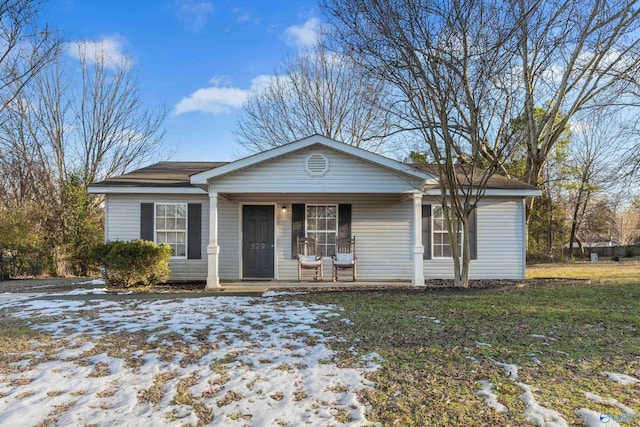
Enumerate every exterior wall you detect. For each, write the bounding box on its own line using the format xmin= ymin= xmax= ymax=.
xmin=216 ymin=195 xmax=413 ymax=281
xmin=422 ymin=197 xmax=525 ymax=279
xmin=210 ymin=146 xmax=421 ymax=194
xmin=105 ymin=194 xmax=209 ymax=281
xmin=105 ymin=193 xmax=526 ymax=282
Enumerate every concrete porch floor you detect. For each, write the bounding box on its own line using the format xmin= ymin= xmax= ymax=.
xmin=210 ymin=280 xmax=415 ymax=293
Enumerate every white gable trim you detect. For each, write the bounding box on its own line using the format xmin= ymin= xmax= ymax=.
xmin=190 ymin=135 xmax=436 ymax=184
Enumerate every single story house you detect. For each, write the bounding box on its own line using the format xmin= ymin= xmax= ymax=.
xmin=88 ymin=135 xmax=540 ymax=287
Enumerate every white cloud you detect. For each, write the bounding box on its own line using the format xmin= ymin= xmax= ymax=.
xmin=174 ymin=75 xmax=279 ymax=115
xmin=235 ymin=10 xmax=261 ymax=24
xmin=249 ymin=74 xmax=281 ymax=92
xmin=283 ymin=18 xmax=322 ymax=49
xmin=176 ymin=0 xmax=214 ymax=32
xmin=174 ymin=86 xmax=247 ymax=115
xmin=66 ymin=36 xmax=129 ymax=69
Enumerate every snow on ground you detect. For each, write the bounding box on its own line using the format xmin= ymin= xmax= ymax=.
xmin=66 ymin=287 xmax=108 ymax=295
xmin=489 ymin=358 xmax=519 ymax=380
xmin=262 ymin=291 xmax=308 ymax=297
xmin=583 ymin=391 xmax=635 ymax=414
xmin=480 ymin=355 xmax=567 ymax=426
xmin=0 ymin=293 xmax=378 ymax=426
xmin=77 ymin=279 xmax=106 ymax=285
xmin=415 ymin=315 xmax=441 ymax=324
xmin=477 ymin=380 xmax=509 ymax=413
xmin=601 ymin=371 xmax=640 ymax=386
xmin=475 ymin=341 xmax=492 ymax=347
xmin=517 ymin=382 xmax=568 ymax=427
xmin=575 ymin=409 xmax=620 ymax=427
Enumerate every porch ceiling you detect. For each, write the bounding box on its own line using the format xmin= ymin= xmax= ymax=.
xmin=218 ymin=192 xmax=412 ymax=201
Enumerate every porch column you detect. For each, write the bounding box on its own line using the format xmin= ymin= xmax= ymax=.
xmin=412 ymin=193 xmax=426 ymax=286
xmin=206 ymin=191 xmax=220 ymax=288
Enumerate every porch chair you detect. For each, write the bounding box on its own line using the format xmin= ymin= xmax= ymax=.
xmin=297 ymin=237 xmax=323 ymax=281
xmin=332 ymin=236 xmax=357 ymax=282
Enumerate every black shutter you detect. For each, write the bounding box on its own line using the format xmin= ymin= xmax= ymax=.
xmin=422 ymin=205 xmax=431 ymax=260
xmin=140 ymin=203 xmax=154 ymax=241
xmin=338 ymin=204 xmax=352 ymax=238
xmin=187 ymin=203 xmax=202 ymax=259
xmin=469 ymin=208 xmax=477 ymax=260
xmin=291 ymin=204 xmax=305 ymax=259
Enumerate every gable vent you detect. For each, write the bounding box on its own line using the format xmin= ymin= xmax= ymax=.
xmin=305 ymin=153 xmax=329 ymax=176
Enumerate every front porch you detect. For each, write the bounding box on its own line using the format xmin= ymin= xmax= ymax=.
xmin=204 ymin=192 xmax=427 ymax=288
xmin=209 ymin=280 xmax=415 ymax=293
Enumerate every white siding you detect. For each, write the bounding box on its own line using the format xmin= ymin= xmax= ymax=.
xmin=423 ymin=198 xmax=525 ymax=279
xmin=216 ymin=195 xmax=413 ymax=281
xmin=105 ymin=194 xmax=209 ymax=281
xmin=210 ymin=147 xmax=420 ymax=194
xmin=106 ymin=194 xmax=526 ymax=282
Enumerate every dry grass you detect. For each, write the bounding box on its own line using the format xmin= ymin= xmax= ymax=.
xmin=88 ymin=361 xmax=111 ymax=378
xmin=137 ymin=371 xmax=179 ymax=405
xmin=527 ymin=258 xmax=640 ymax=283
xmin=216 ymin=390 xmax=244 ymax=407
xmin=294 ymin=263 xmax=640 ymax=426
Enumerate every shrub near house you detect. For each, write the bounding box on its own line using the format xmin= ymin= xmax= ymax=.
xmin=91 ymin=240 xmax=172 ymax=288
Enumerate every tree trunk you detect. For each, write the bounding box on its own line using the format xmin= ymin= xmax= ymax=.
xmin=452 ymin=216 xmax=471 ymax=288
xmin=524 ymin=155 xmax=545 ymax=224
xmin=568 ymin=201 xmax=580 ymax=260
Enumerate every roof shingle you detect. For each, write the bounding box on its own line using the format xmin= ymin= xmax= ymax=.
xmin=91 ymin=161 xmax=227 ymax=187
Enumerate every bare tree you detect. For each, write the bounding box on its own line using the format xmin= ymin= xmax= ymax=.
xmin=0 ymin=41 xmax=167 ymax=275
xmin=72 ymin=44 xmax=166 ymax=187
xmin=323 ymin=0 xmax=522 ymax=287
xmin=618 ymin=196 xmax=640 ymax=245
xmin=565 ymin=110 xmax=626 ymax=256
xmin=234 ymin=42 xmax=394 ymax=153
xmin=507 ymin=0 xmax=640 ymax=221
xmin=0 ymin=0 xmax=61 ymax=117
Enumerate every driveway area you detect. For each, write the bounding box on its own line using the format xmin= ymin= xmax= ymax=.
xmin=0 ymin=284 xmax=379 ymax=426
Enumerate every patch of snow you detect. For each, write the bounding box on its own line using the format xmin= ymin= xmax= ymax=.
xmin=465 ymin=356 xmax=478 ymax=363
xmin=76 ymin=279 xmax=105 ymax=285
xmin=575 ymin=408 xmax=620 ymax=427
xmin=475 ymin=341 xmax=492 ymax=347
xmin=490 ymin=358 xmax=519 ymax=380
xmin=583 ymin=391 xmax=634 ymax=414
xmin=517 ymin=382 xmax=568 ymax=427
xmin=477 ymin=380 xmax=509 ymax=413
xmin=556 ymin=350 xmax=569 ymax=356
xmin=261 ymin=290 xmax=308 ymax=297
xmin=359 ymin=352 xmax=385 ymax=369
xmin=415 ymin=315 xmax=441 ymax=324
xmin=601 ymin=371 xmax=640 ymax=386
xmin=530 ymin=334 xmax=546 ymax=339
xmin=0 ymin=295 xmax=378 ymax=426
xmin=66 ymin=287 xmax=108 ymax=295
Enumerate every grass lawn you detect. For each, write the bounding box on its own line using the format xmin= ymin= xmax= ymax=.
xmin=527 ymin=258 xmax=640 ymax=283
xmin=294 ymin=261 xmax=640 ymax=426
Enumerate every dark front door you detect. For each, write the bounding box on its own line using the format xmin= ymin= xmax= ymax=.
xmin=242 ymin=205 xmax=275 ymax=278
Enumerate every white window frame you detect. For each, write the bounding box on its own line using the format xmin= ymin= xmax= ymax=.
xmin=305 ymin=204 xmax=338 ymax=258
xmin=432 ymin=204 xmax=463 ymax=259
xmin=154 ymin=202 xmax=188 ymax=259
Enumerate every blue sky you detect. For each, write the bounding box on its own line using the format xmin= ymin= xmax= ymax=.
xmin=41 ymin=0 xmax=322 ymax=161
